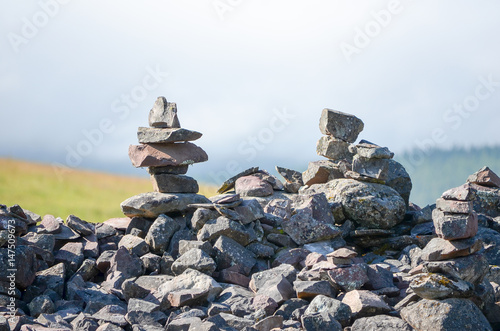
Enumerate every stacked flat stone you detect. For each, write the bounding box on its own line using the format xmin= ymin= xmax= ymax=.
xmin=409 ymin=183 xmax=487 ymax=300
xmin=348 ymin=141 xmax=394 ymax=183
xmin=121 ymin=97 xmax=210 ymax=218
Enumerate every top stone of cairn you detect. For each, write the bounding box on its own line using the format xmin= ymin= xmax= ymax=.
xmin=319 ymin=109 xmax=364 ymax=143
xmin=149 ymin=96 xmax=181 ymax=128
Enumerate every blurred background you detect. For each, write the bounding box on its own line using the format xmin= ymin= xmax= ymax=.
xmin=1 ymin=0 xmax=499 ymax=221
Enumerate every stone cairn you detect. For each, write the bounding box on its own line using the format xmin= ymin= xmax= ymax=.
xmin=2 ymin=103 xmax=500 ymax=331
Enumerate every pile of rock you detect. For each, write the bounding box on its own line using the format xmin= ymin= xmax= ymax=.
xmin=2 ymin=103 xmax=500 ymax=331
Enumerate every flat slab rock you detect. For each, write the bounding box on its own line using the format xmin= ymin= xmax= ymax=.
xmin=420 ymin=237 xmax=483 ymax=261
xmin=137 ymin=127 xmax=202 ymax=143
xmin=121 ymin=192 xmax=210 ymax=218
xmin=128 ymin=142 xmax=208 ymax=168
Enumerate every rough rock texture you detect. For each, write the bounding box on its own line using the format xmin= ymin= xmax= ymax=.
xmin=148 ymin=96 xmax=180 ymax=128
xmin=319 ymin=108 xmax=364 ymax=142
xmin=128 ymin=142 xmax=208 ymax=168
xmin=401 ymin=298 xmax=492 ymax=331
xmin=138 ymin=127 xmax=202 ymax=143
xmin=151 ymin=174 xmax=199 ymax=193
xmin=351 ymin=315 xmax=413 ymax=331
xmin=302 ymin=179 xmax=406 ymax=229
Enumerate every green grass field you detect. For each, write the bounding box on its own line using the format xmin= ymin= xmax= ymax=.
xmin=0 ymin=158 xmax=218 ymax=223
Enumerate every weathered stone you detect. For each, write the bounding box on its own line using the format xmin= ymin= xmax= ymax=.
xmin=81 ymin=234 xmax=99 ymax=258
xmin=410 ymin=273 xmax=474 ymax=299
xmin=178 ymin=240 xmax=213 ymax=257
xmin=171 ymin=248 xmax=216 ymax=275
xmin=476 ymin=228 xmax=500 ymax=265
xmin=118 ymin=234 xmax=149 ymax=257
xmin=467 ymin=166 xmax=500 ymax=188
xmin=96 ymin=323 xmax=124 ymax=331
xmin=32 ymin=263 xmax=66 ymax=298
xmin=103 ymin=217 xmax=132 ymax=231
xmin=71 ymin=313 xmax=100 ymax=331
xmin=282 ymin=211 xmax=340 ymax=245
xmin=190 ymin=208 xmax=219 ymax=230
xmin=74 ymin=258 xmax=99 ymax=282
xmin=138 ymin=127 xmax=201 ymax=144
xmin=294 ymin=280 xmax=336 ymax=299
xmin=302 ymin=179 xmax=406 ymax=229
xmin=95 ymin=223 xmax=118 ymax=240
xmin=301 ymin=312 xmax=343 ymax=331
xmin=235 ymin=175 xmax=273 ymax=197
xmin=253 ymin=315 xmax=284 ymax=331
xmin=213 ymin=236 xmax=256 ymax=275
xmin=197 ymin=217 xmax=252 ymax=246
xmin=121 ymin=192 xmax=210 ymax=218
xmin=28 ymin=295 xmax=55 ymax=317
xmin=432 ymin=209 xmax=478 ymax=240
xmin=319 ymin=108 xmax=364 ymax=142
xmin=92 ymin=305 xmax=128 ymax=327
xmin=21 ymin=232 xmax=55 ymax=252
xmin=442 ymin=183 xmax=476 ymax=201
xmin=128 ymin=142 xmax=208 ymax=168
xmin=365 ymin=264 xmax=394 ymax=290
xmin=304 ymin=295 xmax=352 ymax=327
xmin=304 ymin=252 xmax=327 ymax=268
xmin=351 ymin=315 xmax=412 ymax=331
xmin=66 ymin=214 xmax=94 ymax=236
xmin=423 ymin=253 xmax=489 ymax=285
xmin=55 ymin=242 xmax=84 ymax=273
xmin=40 ymin=215 xmax=61 ymax=234
xmin=217 ymin=167 xmax=260 ymax=194
xmin=352 ymin=155 xmax=390 ymax=180
xmin=246 ymin=242 xmax=274 ymax=259
xmin=386 ymin=159 xmax=412 ymax=206
xmin=351 ymin=142 xmax=394 ymax=159
xmin=148 ymin=96 xmax=180 ymax=128
xmin=157 ymin=268 xmax=222 ymax=307
xmin=302 ymin=160 xmax=344 ymax=186
xmin=96 ymin=250 xmax=115 ymax=273
xmin=233 ymin=199 xmax=264 ymax=225
xmin=344 ymin=170 xmax=385 ymax=184
xmin=341 ymin=290 xmax=391 ymax=318
xmin=401 ymin=298 xmax=492 ymax=331
xmin=421 ymin=237 xmax=482 ymax=261
xmin=316 ymin=136 xmax=352 ymax=161
xmin=104 ymin=247 xmax=144 ymax=292
xmin=150 ymin=174 xmax=199 ymax=193
xmin=250 ymin=264 xmax=296 ymax=292
xmin=326 ymin=264 xmax=369 ymax=292
xmin=436 ymin=198 xmax=473 ymax=214
xmin=276 ymin=166 xmax=303 ymax=193
xmin=256 ymin=275 xmax=294 ymax=304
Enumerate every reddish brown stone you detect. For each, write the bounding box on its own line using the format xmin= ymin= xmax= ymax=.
xmin=432 ymin=209 xmax=478 ymax=240
xmin=219 ymin=267 xmax=250 ymax=287
xmin=421 ymin=237 xmax=483 ymax=261
xmin=103 ymin=217 xmax=132 ymax=231
xmin=40 ymin=215 xmax=61 ymax=234
xmin=467 ymin=166 xmax=500 ymax=188
xmin=436 ymin=198 xmax=473 ymax=214
xmin=234 ymin=175 xmax=273 ymax=197
xmin=128 ymin=142 xmax=208 ymax=168
xmin=326 ymin=264 xmax=369 ymax=292
xmin=441 ymin=183 xmax=476 ymax=201
xmin=304 ymin=252 xmax=327 ymax=268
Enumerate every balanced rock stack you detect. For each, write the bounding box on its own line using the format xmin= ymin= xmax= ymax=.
xmin=121 ymin=97 xmax=211 ymax=218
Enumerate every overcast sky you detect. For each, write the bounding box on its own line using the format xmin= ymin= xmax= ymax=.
xmin=1 ymin=0 xmax=499 ymax=185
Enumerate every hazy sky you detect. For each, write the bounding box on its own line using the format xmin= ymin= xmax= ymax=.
xmin=1 ymin=0 xmax=500 ymax=185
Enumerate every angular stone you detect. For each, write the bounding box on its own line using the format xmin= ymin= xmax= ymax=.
xmin=171 ymin=248 xmax=216 ymax=275
xmin=234 ymin=175 xmax=273 ymax=197
xmin=410 ymin=273 xmax=474 ymax=300
xmin=400 ymin=298 xmax=492 ymax=331
xmin=150 ymin=174 xmax=199 ymax=193
xmin=301 ymin=312 xmax=343 ymax=331
xmin=385 ymin=159 xmax=412 ymax=205
xmin=302 ymin=179 xmax=405 ymax=229
xmin=442 ymin=183 xmax=476 ymax=201
xmin=351 ymin=142 xmax=394 ymax=159
xmin=128 ymin=142 xmax=208 ymax=168
xmin=143 ymin=215 xmax=180 ymax=255
xmin=283 ymin=211 xmax=341 ymax=245
xmin=327 ymin=264 xmax=369 ymax=292
xmin=157 ymin=268 xmax=222 ymax=307
xmin=66 ymin=214 xmax=94 ymax=236
xmin=246 ymin=242 xmax=274 ymax=259
xmin=118 ymin=234 xmax=149 ymax=257
xmin=304 ymin=294 xmax=352 ymax=327
xmin=92 ymin=305 xmax=128 ymax=327
xmin=421 ymin=237 xmax=482 ymax=261
xmin=319 ymin=109 xmax=364 ymax=143
xmin=352 ymin=155 xmax=390 ymax=181
xmin=217 ymin=167 xmax=260 ymax=194
xmin=294 ymin=280 xmax=336 ymax=299
xmin=32 ymin=263 xmax=66 ymax=298
xmin=218 ymin=267 xmax=250 ymax=287
xmin=476 ymin=228 xmax=500 ymax=265
xmin=351 ymin=315 xmax=412 ymax=331
xmin=148 ymin=96 xmax=180 ymax=128
xmin=104 ymin=247 xmax=144 ymax=290
xmin=436 ymin=198 xmax=473 ymax=214
xmin=213 ymin=236 xmax=256 ymax=275
xmin=55 ymin=242 xmax=84 ymax=273
xmin=344 ymin=170 xmax=385 ymax=184
xmin=21 ymin=232 xmax=55 ymax=252
xmin=432 ymin=209 xmax=478 ymax=240
xmin=121 ymin=192 xmax=210 ymax=218
xmin=365 ymin=264 xmax=394 ymax=290
xmin=302 ymin=160 xmax=343 ymax=186
xmin=233 ymin=199 xmax=264 ymax=225
xmin=138 ymin=127 xmax=202 ymax=144
xmin=342 ymin=290 xmax=391 ymax=318
xmin=423 ymin=253 xmax=489 ymax=285
xmin=40 ymin=215 xmax=61 ymax=234
xmin=316 ymin=136 xmax=352 ymax=161
xmin=197 ymin=217 xmax=252 ymax=246
xmin=28 ymin=295 xmax=55 ymax=317
xmin=190 ymin=208 xmax=219 ymax=230
xmin=471 ymin=183 xmax=500 ymax=218
xmin=256 ymin=275 xmax=294 ymax=304
xmin=178 ymin=240 xmax=213 ymax=256
xmin=96 ymin=250 xmax=115 ymax=273
xmin=148 ymin=165 xmax=189 ymax=176
xmin=467 ymin=166 xmax=500 ymax=188
xmin=103 ymin=217 xmax=132 ymax=231
xmin=249 ymin=264 xmax=297 ymax=293
xmin=276 ymin=166 xmax=303 ymax=193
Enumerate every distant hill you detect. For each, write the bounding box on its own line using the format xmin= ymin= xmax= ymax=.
xmin=0 ymin=158 xmax=217 ymax=222
xmin=396 ymin=146 xmax=500 ymax=207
